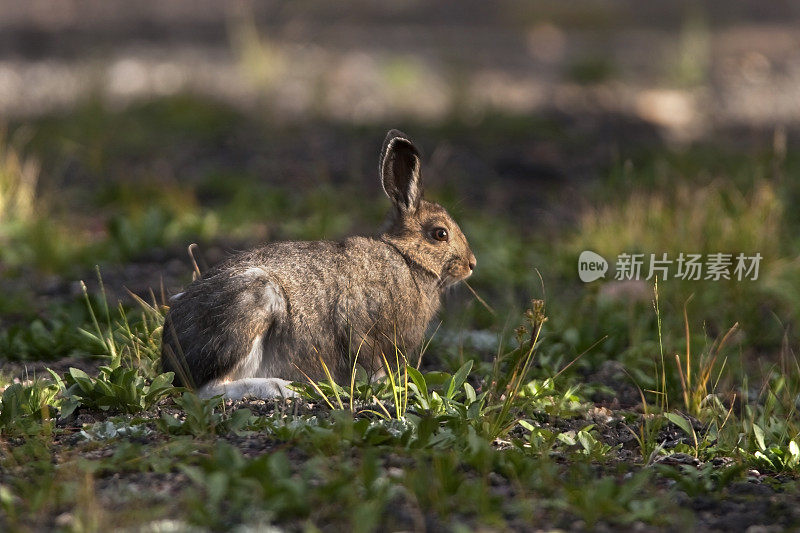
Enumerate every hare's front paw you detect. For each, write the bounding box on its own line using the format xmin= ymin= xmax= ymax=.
xmin=199 ymin=378 xmax=298 ymax=400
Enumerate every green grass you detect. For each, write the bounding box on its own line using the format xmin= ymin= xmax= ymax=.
xmin=1 ymin=275 xmax=797 ymax=530
xmin=2 ymin=96 xmax=800 ymax=530
xmin=0 ymin=297 xmax=684 ymax=530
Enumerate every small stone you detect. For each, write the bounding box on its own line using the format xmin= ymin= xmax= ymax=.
xmin=54 ymin=513 xmax=73 ymax=527
xmin=745 ymin=526 xmax=782 ymax=533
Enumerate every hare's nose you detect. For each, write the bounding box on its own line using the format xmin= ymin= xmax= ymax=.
xmin=468 ymin=255 xmax=476 ymax=271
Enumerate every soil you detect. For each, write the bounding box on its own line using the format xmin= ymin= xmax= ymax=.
xmin=19 ymin=392 xmax=793 ymax=532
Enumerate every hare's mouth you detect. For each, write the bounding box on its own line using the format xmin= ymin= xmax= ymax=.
xmin=440 ymin=268 xmax=472 ymax=289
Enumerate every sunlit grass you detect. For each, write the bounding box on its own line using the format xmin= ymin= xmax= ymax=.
xmin=0 ymin=129 xmax=38 ymax=229
xmin=567 ymin=173 xmax=795 ymax=368
xmin=574 ymin=178 xmax=782 ymax=258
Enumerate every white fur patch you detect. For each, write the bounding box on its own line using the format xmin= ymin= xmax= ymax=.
xmin=224 ymin=334 xmax=264 ymax=381
xmin=237 ymin=268 xmax=285 ymax=315
xmin=261 ymin=283 xmax=285 ymax=315
xmin=199 ymin=377 xmax=297 ymax=399
xmin=244 ymin=334 xmax=263 ymax=373
xmin=240 ymin=266 xmax=271 ymax=279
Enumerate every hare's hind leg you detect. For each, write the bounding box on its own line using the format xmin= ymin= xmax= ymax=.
xmin=199 ymin=377 xmax=298 ymax=399
xmin=197 ymin=268 xmax=298 ymax=399
xmin=164 ymin=267 xmax=297 ymax=399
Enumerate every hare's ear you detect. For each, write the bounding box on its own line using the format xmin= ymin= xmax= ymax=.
xmin=380 ymin=129 xmax=422 ymax=213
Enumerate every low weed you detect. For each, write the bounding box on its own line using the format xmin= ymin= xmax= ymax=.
xmin=656 ymin=462 xmax=747 ymax=497
xmin=297 ymin=338 xmax=478 ymax=423
xmin=157 ymin=392 xmax=253 ymax=437
xmin=0 ymin=317 xmax=96 ymax=361
xmin=620 ymin=277 xmax=800 ymax=478
xmin=562 ymin=469 xmax=667 ymax=529
xmin=0 ymin=379 xmax=59 ymax=436
xmin=0 ymin=437 xmax=64 ymax=530
xmin=181 ymin=441 xmax=399 ymax=531
xmin=479 ymin=300 xmax=548 ymax=439
xmin=37 ymin=274 xmax=177 ymax=417
xmin=51 ymin=365 xmax=173 ymax=417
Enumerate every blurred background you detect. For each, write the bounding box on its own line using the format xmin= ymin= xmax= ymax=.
xmin=2 ymin=0 xmax=800 ymax=394
xmin=3 ymin=1 xmax=800 ymax=133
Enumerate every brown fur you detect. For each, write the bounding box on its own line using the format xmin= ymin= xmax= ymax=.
xmin=161 ymin=130 xmax=475 ymax=397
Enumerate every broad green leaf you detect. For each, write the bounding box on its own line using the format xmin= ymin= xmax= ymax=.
xmin=59 ymin=398 xmax=80 ymax=419
xmin=753 ymin=423 xmax=766 ymax=452
xmin=557 ymin=432 xmax=577 ymax=446
xmin=46 ymin=368 xmax=66 ymax=391
xmin=788 ymin=440 xmax=800 ymax=467
xmin=227 ymin=408 xmax=254 ymax=433
xmin=68 ymin=367 xmax=90 ymax=381
xmin=665 ymin=412 xmax=694 ymax=439
xmin=445 ymin=360 xmax=473 ymax=400
xmin=519 ymin=419 xmax=536 ymax=432
xmin=578 ymin=430 xmax=596 ymax=453
xmin=423 ymin=371 xmax=451 ymax=388
xmin=464 ymin=382 xmax=477 ymax=404
xmin=467 ymin=401 xmax=482 ymax=420
xmin=149 ymin=372 xmax=174 ymax=392
xmin=406 ymin=366 xmax=429 ymax=403
xmin=94 ymin=380 xmax=115 ymax=398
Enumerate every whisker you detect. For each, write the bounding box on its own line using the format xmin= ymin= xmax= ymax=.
xmin=463 ymin=281 xmax=496 ymax=316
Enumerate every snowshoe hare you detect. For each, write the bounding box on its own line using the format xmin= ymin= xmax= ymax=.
xmin=161 ymin=129 xmax=476 ymax=399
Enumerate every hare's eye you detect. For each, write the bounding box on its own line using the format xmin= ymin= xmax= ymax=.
xmin=430 ymin=227 xmax=449 ymax=242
